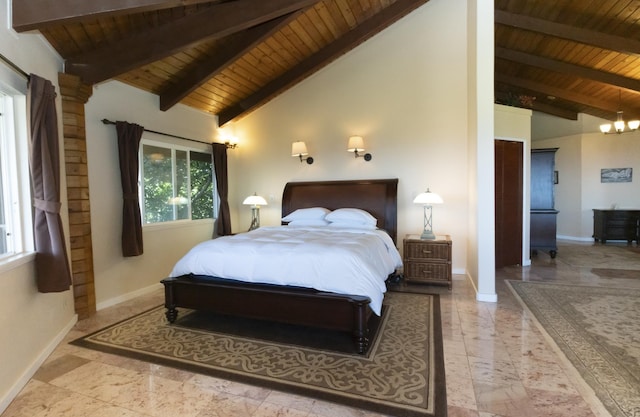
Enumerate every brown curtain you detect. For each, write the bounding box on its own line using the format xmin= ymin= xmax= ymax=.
xmin=212 ymin=143 xmax=231 ymax=236
xmin=116 ymin=121 xmax=144 ymax=256
xmin=27 ymin=74 xmax=72 ymax=293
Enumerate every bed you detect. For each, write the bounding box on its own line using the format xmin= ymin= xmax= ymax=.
xmin=161 ymin=178 xmax=399 ymax=354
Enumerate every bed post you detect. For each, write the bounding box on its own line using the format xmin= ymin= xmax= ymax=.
xmin=352 ymin=299 xmax=370 ymax=354
xmin=162 ymin=278 xmax=178 ymax=323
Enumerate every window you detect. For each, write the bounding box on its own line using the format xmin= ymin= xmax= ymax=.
xmin=140 ymin=140 xmax=215 ymax=224
xmin=0 ymin=86 xmax=32 ymax=260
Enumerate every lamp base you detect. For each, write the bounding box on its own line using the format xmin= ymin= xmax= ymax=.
xmin=420 ymin=230 xmax=436 ymax=240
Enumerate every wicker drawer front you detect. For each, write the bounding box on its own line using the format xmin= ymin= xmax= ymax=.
xmin=404 ymin=242 xmax=450 ymax=261
xmin=405 ymin=262 xmax=450 ymax=282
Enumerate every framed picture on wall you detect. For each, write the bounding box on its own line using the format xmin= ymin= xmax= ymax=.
xmin=601 ymin=168 xmax=633 ymax=183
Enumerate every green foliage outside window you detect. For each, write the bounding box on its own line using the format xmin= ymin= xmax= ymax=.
xmin=142 ymin=143 xmax=214 ymax=224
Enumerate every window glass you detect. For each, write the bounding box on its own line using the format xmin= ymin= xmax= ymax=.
xmin=141 ymin=142 xmax=214 ymax=224
xmin=190 ymin=151 xmax=214 ymax=220
xmin=0 ymin=88 xmax=32 ymax=259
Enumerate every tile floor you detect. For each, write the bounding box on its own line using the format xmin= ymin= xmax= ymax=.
xmin=3 ymin=240 xmax=638 ymax=417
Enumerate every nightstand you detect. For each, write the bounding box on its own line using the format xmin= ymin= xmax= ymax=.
xmin=403 ymin=234 xmax=452 ymax=289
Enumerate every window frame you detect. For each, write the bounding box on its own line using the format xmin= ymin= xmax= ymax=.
xmin=139 ymin=137 xmax=216 ymax=227
xmin=0 ymin=69 xmax=35 ymax=268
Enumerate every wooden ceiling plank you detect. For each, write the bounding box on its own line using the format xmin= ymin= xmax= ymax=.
xmin=496 ymin=47 xmax=640 ymax=93
xmin=12 ymin=0 xmax=221 ymax=32
xmin=495 ymin=9 xmax=640 ymax=55
xmin=65 ymin=0 xmax=320 ymax=85
xmin=159 ymin=14 xmax=298 ymax=111
xmin=217 ymin=0 xmax=428 ymax=125
xmin=315 ymin=1 xmax=342 ymax=39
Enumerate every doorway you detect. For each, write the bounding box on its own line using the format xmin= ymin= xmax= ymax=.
xmin=495 ymin=140 xmax=523 ymax=267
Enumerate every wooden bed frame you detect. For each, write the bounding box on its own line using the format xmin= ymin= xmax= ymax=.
xmin=161 ymin=178 xmax=398 ymax=354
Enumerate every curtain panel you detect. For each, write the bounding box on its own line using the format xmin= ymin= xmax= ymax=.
xmin=27 ymin=74 xmax=72 ymax=293
xmin=116 ymin=121 xmax=144 ymax=256
xmin=212 ymin=143 xmax=231 ymax=236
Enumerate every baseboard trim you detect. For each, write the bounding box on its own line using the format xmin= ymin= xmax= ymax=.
xmin=96 ymin=282 xmax=163 ymax=311
xmin=557 ymin=235 xmax=593 ymax=242
xmin=0 ymin=314 xmax=78 ymax=414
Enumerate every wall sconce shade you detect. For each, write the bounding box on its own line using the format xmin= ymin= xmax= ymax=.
xmin=243 ymin=193 xmax=268 ymax=231
xmin=413 ymin=188 xmax=443 ymax=240
xmin=347 ymin=136 xmax=372 ymax=161
xmin=291 ymin=141 xmax=314 ymax=164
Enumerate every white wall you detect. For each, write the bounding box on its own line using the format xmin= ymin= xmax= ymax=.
xmin=226 ymin=0 xmax=470 ymax=274
xmin=85 ymin=81 xmax=220 ymax=307
xmin=535 ymin=129 xmax=640 ymax=240
xmin=0 ymin=1 xmax=75 ymax=411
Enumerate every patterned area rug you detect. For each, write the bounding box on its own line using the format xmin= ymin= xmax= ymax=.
xmin=507 ymin=281 xmax=640 ymax=417
xmin=72 ymin=292 xmax=447 ymax=417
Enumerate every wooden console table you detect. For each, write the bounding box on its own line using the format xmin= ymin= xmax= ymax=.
xmin=592 ymin=209 xmax=640 ymax=244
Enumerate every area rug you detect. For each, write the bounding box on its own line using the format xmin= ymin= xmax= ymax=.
xmin=507 ymin=281 xmax=640 ymax=417
xmin=72 ymin=292 xmax=447 ymax=417
xmin=554 ymin=242 xmax=640 ymax=270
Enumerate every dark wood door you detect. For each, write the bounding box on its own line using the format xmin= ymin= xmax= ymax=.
xmin=495 ymin=140 xmax=523 ymax=267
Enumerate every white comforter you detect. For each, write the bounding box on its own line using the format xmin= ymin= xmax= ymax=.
xmin=169 ymin=226 xmax=403 ymax=315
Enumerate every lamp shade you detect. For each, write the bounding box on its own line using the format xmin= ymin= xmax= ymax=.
xmin=291 ymin=141 xmax=308 ymax=156
xmin=347 ymin=136 xmax=364 ymax=152
xmin=243 ymin=194 xmax=268 ymax=206
xmin=628 ymin=120 xmax=640 ymax=130
xmin=413 ymin=189 xmax=443 ymax=205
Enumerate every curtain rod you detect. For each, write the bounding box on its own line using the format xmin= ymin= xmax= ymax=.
xmin=101 ymin=118 xmax=212 ymax=145
xmin=0 ymin=52 xmax=30 ymax=80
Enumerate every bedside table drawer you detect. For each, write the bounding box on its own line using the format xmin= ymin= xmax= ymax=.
xmin=404 ymin=262 xmax=450 ymax=282
xmin=404 ymin=242 xmax=450 ymax=261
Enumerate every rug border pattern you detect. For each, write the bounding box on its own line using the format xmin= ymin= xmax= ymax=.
xmin=506 ymin=280 xmax=640 ymax=417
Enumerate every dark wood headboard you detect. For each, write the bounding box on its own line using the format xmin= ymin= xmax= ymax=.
xmin=282 ymin=178 xmax=398 ymax=243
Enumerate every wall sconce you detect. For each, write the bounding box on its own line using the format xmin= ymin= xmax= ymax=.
xmin=292 ymin=141 xmax=314 ymax=164
xmin=225 ymin=141 xmax=238 ymax=149
xmin=243 ymin=193 xmax=268 ymax=231
xmin=413 ymin=188 xmax=443 ymax=239
xmin=347 ymin=136 xmax=372 ymax=161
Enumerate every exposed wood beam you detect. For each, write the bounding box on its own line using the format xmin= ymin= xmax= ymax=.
xmin=159 ymin=13 xmax=301 ymax=111
xmin=217 ymin=0 xmax=428 ymax=125
xmin=531 ymin=101 xmax=578 ymax=121
xmin=494 ymin=90 xmax=578 ymax=120
xmin=13 ymin=0 xmax=220 ymax=32
xmin=65 ymin=0 xmax=319 ymax=85
xmin=496 ymin=47 xmax=640 ymax=94
xmin=495 ymin=10 xmax=640 ymax=55
xmin=496 ymin=73 xmax=640 ymax=118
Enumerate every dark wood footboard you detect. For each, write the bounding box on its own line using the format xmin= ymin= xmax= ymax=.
xmin=161 ymin=274 xmax=374 ymax=354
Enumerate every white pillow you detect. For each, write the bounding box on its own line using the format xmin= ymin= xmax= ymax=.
xmin=327 ymin=221 xmax=377 ymax=230
xmin=282 ymin=207 xmax=330 ymax=222
xmin=287 ymin=219 xmax=330 ymax=227
xmin=326 ymin=208 xmax=377 ymax=225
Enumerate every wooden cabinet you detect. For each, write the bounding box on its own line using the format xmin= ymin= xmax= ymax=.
xmin=531 ymin=148 xmax=558 ymax=258
xmin=593 ymin=209 xmax=640 ymax=244
xmin=403 ymin=235 xmax=452 ymax=289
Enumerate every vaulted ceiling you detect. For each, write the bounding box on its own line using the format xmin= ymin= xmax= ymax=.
xmin=12 ymin=0 xmax=640 ymax=127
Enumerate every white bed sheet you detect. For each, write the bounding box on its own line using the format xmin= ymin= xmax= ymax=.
xmin=169 ymin=226 xmax=403 ymax=315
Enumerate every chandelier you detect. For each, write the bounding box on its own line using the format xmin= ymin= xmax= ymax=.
xmin=599 ymin=111 xmax=640 ymax=134
xmin=599 ymin=91 xmax=639 ymax=134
